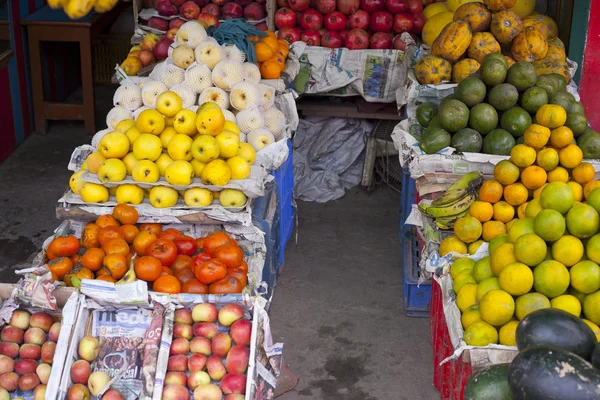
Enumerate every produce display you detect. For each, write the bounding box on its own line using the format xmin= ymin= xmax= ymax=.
xmin=0 ymin=310 xmax=59 ymax=399
xmin=48 ymin=0 xmax=119 ymax=19
xmin=163 ymin=304 xmax=251 ymax=398
xmin=416 ymin=0 xmax=568 ymax=84
xmin=274 ymin=0 xmax=424 ymax=49
xmin=43 ymin=205 xmax=249 ymax=294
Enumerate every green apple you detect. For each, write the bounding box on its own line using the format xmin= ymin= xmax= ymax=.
xmin=168 ymin=134 xmax=194 ymax=161
xmin=149 ymin=186 xmax=179 ymax=208
xmin=97 ymin=159 xmax=127 ymax=183
xmin=122 ymin=152 xmax=138 ymax=176
xmin=69 ymin=170 xmax=86 ymax=194
xmin=132 ymin=160 xmax=160 ymax=183
xmin=237 ymin=143 xmax=256 ymax=165
xmin=184 ymin=188 xmax=213 ymax=207
xmin=201 ymin=159 xmax=231 ymax=186
xmin=98 ymin=132 xmax=130 ymax=159
xmin=191 ymin=135 xmax=220 ymax=163
xmin=219 ymin=189 xmax=247 ymax=207
xmin=165 ymin=160 xmax=195 ymax=186
xmin=156 ymin=153 xmax=174 ymax=176
xmin=80 ymin=183 xmax=109 ymax=203
xmin=216 ymin=131 xmax=240 ymax=159
xmin=116 ymin=184 xmax=144 ymax=205
xmin=226 ymin=156 xmax=251 ymax=180
xmin=133 ymin=133 xmax=163 ymax=161
xmin=191 ymin=159 xmax=206 ymax=177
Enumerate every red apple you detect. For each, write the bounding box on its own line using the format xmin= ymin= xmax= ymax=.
xmin=0 ymin=355 xmax=14 ymax=375
xmin=244 ymin=2 xmax=265 ymax=20
xmin=192 ymin=322 xmax=218 ymax=339
xmin=0 ymin=372 xmax=18 ymax=391
xmin=274 ymin=7 xmax=297 ymax=29
xmin=225 ymin=345 xmax=249 ymax=374
xmin=71 ymin=360 xmax=91 ymax=384
xmin=187 ymin=370 xmax=210 ymax=390
xmin=0 ymin=342 xmax=19 ymax=358
xmin=202 ymin=3 xmax=221 ymax=17
xmin=15 ymin=359 xmax=38 ymax=375
xmin=138 ymin=49 xmax=156 ymax=66
xmin=170 ymin=338 xmax=190 ymax=355
xmin=1 ymin=326 xmax=24 ymax=344
xmin=78 ymin=336 xmax=99 ymax=362
xmin=188 ymin=353 xmax=207 ymax=372
xmin=218 ymin=304 xmax=244 ymax=327
xmin=230 ymin=319 xmax=252 ymax=346
xmin=174 ymin=309 xmax=193 ymax=325
xmin=190 ymin=337 xmax=212 ymax=356
xmin=173 ymin=323 xmax=193 ymax=340
xmin=222 ymin=3 xmax=243 ymax=19
xmin=221 ymin=373 xmax=247 ymax=395
xmin=19 ymin=344 xmax=41 ymax=360
xmin=165 ymin=371 xmax=188 ymax=386
xmin=256 ymin=22 xmax=268 ymax=30
xmin=67 ymin=383 xmax=90 ymax=400
xmin=24 ymin=327 xmax=46 ymax=346
xmin=19 ymin=373 xmax=40 ymax=391
xmin=162 ymin=384 xmax=190 ymax=399
xmin=34 ymin=384 xmax=46 ymax=400
xmin=156 ymin=0 xmax=178 ymax=16
xmin=211 ymin=332 xmax=232 ymax=357
xmin=153 ymin=38 xmax=173 ymax=61
xmin=196 ymin=13 xmax=219 ymax=27
xmin=193 ymin=383 xmax=223 ymax=400
xmin=103 ymin=389 xmax=125 ymax=400
xmin=206 ymin=355 xmax=226 ymax=380
xmin=36 ymin=363 xmax=51 ymax=385
xmin=9 ymin=310 xmax=31 ymax=330
xmin=148 ymin=16 xmax=169 ymax=31
xmin=180 ymin=1 xmax=201 ymax=18
xmin=225 ymin=395 xmax=245 ymax=400
xmin=49 ymin=322 xmax=61 ymax=342
xmin=30 ymin=313 xmax=54 ymax=332
xmin=168 ymin=355 xmax=188 ymax=372
xmin=192 ymin=303 xmax=218 ymax=323
xmin=169 ymin=18 xmax=187 ymax=29
xmin=166 ymin=28 xmax=179 ymax=40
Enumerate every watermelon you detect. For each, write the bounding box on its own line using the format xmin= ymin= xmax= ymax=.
xmin=464 ymin=363 xmax=512 ymax=400
xmin=591 ymin=343 xmax=600 ymax=369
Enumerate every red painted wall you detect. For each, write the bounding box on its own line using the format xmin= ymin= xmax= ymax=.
xmin=579 ymin=0 xmax=600 ymax=130
xmin=0 ymin=66 xmax=16 ymax=162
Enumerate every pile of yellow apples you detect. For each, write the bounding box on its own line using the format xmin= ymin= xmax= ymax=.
xmin=69 ymin=91 xmax=255 ymax=209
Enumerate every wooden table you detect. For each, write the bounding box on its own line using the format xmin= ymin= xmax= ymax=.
xmin=21 ymin=5 xmax=122 ymax=135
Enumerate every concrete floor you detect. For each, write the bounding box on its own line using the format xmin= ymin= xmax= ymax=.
xmin=0 ymin=112 xmax=436 ymax=399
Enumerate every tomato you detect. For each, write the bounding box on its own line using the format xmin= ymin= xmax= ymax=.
xmin=208 ymin=275 xmax=244 ymax=294
xmin=152 ymin=275 xmax=181 ymax=294
xmin=238 ymin=260 xmax=248 ymax=273
xmin=81 ymin=223 xmax=100 ymax=249
xmin=203 ymin=232 xmax=237 ymax=256
xmin=102 ymin=238 xmax=130 ymax=257
xmin=139 ymin=223 xmax=162 ymax=235
xmin=195 ymin=259 xmax=228 ymax=284
xmin=172 ymin=255 xmax=193 ymax=274
xmin=48 ymin=257 xmax=73 ymax=280
xmin=64 ymin=267 xmax=94 ymax=287
xmin=213 ymin=244 xmax=243 ymax=268
xmin=182 ymin=279 xmax=208 ymax=294
xmin=195 ymin=237 xmax=205 ymax=251
xmin=98 ymin=226 xmax=124 ymax=247
xmin=134 ymin=256 xmax=163 ymax=282
xmin=193 ymin=253 xmax=212 ymax=274
xmin=51 ymin=236 xmax=80 ymax=257
xmin=173 ymin=236 xmax=197 ymax=256
xmin=176 ymin=269 xmax=196 ymax=285
xmin=158 ymin=228 xmax=183 ymax=241
xmin=229 ymin=268 xmax=248 ymax=287
xmin=70 ymin=254 xmax=82 ymax=265
xmin=133 ymin=230 xmax=157 ymax=256
xmin=103 ymin=253 xmax=128 ymax=280
xmin=122 ymin=224 xmax=140 ymax=244
xmin=81 ymin=248 xmax=105 ymax=272
xmin=147 ymin=239 xmax=178 ymax=266
xmin=113 ymin=204 xmax=139 ymax=225
xmin=161 ymin=266 xmax=174 ymax=276
xmin=96 ymin=275 xmax=116 ymax=283
xmin=96 ymin=214 xmax=120 ymax=229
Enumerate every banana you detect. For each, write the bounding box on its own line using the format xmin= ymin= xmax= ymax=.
xmin=64 ymin=0 xmax=96 ymax=19
xmin=419 ymin=193 xmax=475 ymax=218
xmin=95 ymin=0 xmax=118 ymax=12
xmin=117 ymin=265 xmax=136 ymax=284
xmin=431 ymin=171 xmax=483 ymax=206
xmin=48 ymin=0 xmax=69 ymax=8
xmin=435 ymin=209 xmax=469 ymax=229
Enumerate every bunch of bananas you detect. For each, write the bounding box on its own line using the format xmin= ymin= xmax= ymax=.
xmin=418 ymin=171 xmax=484 ymax=230
xmin=48 ymin=0 xmax=119 ymax=19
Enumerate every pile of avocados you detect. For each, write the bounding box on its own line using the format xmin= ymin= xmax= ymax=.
xmin=464 ymin=308 xmax=600 ymax=400
xmin=413 ymin=53 xmax=600 ymax=158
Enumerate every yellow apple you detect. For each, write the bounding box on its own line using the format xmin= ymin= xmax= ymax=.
xmin=201 ymin=159 xmax=231 ymax=186
xmin=149 ymin=186 xmax=179 ymax=208
xmin=219 ymin=189 xmax=247 ymax=207
xmin=191 ymin=135 xmax=220 ymax=163
xmin=191 ymin=159 xmax=206 ymax=177
xmin=136 ymin=109 xmax=165 ymax=134
xmin=81 ymin=159 xmax=88 ymax=171
xmin=133 ymin=133 xmax=163 ymax=161
xmin=184 ymin=188 xmax=213 ymax=207
xmin=109 ymin=186 xmax=118 ymax=196
xmin=227 ymin=156 xmax=251 ymax=180
xmin=97 ymin=159 xmax=127 ymax=183
xmin=173 ymin=109 xmax=198 ymax=136
xmin=213 ymin=191 xmax=220 ymax=199
xmin=88 ymin=371 xmax=111 ymax=397
xmin=196 ymin=108 xmax=225 ymax=137
xmin=156 ymin=153 xmax=174 ymax=176
xmin=98 ymin=132 xmax=130 ymax=159
xmin=223 ymin=121 xmax=241 ymax=135
xmin=69 ymin=170 xmax=86 ymax=194
xmin=86 ymin=152 xmax=106 ymax=174
xmin=116 ymin=119 xmax=136 ymax=134
xmin=216 ymin=131 xmax=240 ymax=159
xmin=132 ymin=160 xmax=160 ymax=183
xmin=116 ymin=184 xmax=144 ymax=205
xmin=125 ymin=126 xmax=142 ymax=145
xmin=160 ymin=126 xmax=178 ymax=148
xmin=122 ymin=152 xmax=138 ymax=176
xmin=80 ymin=183 xmax=109 ymax=203
xmin=165 ymin=160 xmax=195 ymax=186
xmin=168 ymin=134 xmax=194 ymax=161
xmin=197 ymin=101 xmax=221 ymax=113
xmin=237 ymin=143 xmax=256 ymax=165
xmin=165 ymin=116 xmax=175 ymax=127
xmin=156 ymin=91 xmax=183 ymax=117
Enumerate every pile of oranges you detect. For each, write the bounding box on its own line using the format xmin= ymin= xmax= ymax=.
xmin=252 ymin=31 xmax=289 ymax=79
xmin=45 ymin=204 xmax=248 ymax=295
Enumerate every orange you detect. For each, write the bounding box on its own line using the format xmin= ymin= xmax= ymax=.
xmin=493 ymin=201 xmax=515 ymax=223
xmin=103 ymin=253 xmax=128 ymax=280
xmin=584 ymin=181 xmax=600 ymax=199
xmin=510 ymin=144 xmax=537 ymax=168
xmin=549 ymin=126 xmax=574 ymax=148
xmin=517 ymin=202 xmax=528 ymax=219
xmin=567 ymin=181 xmax=583 ymax=202
xmin=536 ymin=148 xmax=559 ymax=171
xmin=479 ymin=180 xmax=504 ymax=203
xmin=523 ymin=124 xmax=551 ymax=149
xmin=520 ymin=165 xmax=547 ymax=190
xmin=470 ymin=201 xmax=494 ymax=222
xmin=533 ymin=183 xmax=547 ymax=199
xmin=572 ymin=162 xmax=595 ymax=185
xmin=494 ymin=160 xmax=520 ymax=185
xmin=48 ymin=257 xmax=74 ymax=280
xmin=260 ymin=59 xmax=282 ymax=79
xmin=277 ymin=40 xmax=289 ymax=57
xmin=268 ymin=54 xmax=286 ymax=71
xmin=559 ymin=144 xmax=583 ymax=169
xmin=536 ymin=104 xmax=567 ymax=129
xmin=255 ymin=42 xmax=274 ymax=63
xmin=262 ymin=31 xmax=279 ymax=52
xmin=503 ymin=183 xmax=529 ymax=206
xmin=122 ymin=224 xmax=140 ymax=244
xmin=482 ymin=221 xmax=507 ymax=241
xmin=547 ymin=166 xmax=569 ymax=183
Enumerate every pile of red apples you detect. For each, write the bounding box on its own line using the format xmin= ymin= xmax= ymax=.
xmin=163 ymin=303 xmax=252 ymax=400
xmin=0 ymin=310 xmax=60 ymax=399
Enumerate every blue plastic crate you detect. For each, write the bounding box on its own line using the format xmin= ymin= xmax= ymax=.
xmin=252 ymin=182 xmax=281 ymax=303
xmin=402 ymin=226 xmax=432 ymax=317
xmin=272 ymin=139 xmax=295 ymax=267
xmin=400 ymin=169 xmax=417 ymax=239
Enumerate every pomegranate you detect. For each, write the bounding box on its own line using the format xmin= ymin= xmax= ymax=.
xmin=360 ymin=0 xmax=384 ymax=13
xmin=345 ymin=28 xmax=370 ymax=49
xmin=321 ymin=30 xmax=343 ymax=48
xmin=369 ymin=11 xmax=393 ymax=32
xmin=288 ymin=0 xmax=310 ymax=11
xmin=202 ymin=3 xmax=221 ymax=17
xmin=412 ymin=12 xmax=425 ymax=35
xmin=319 ymin=27 xmax=327 ymax=35
xmin=192 ymin=0 xmax=210 ymax=5
xmin=301 ymin=29 xmax=322 ymax=46
xmin=156 ymin=1 xmax=177 ymax=16
xmin=370 ymin=31 xmax=393 ymax=49
xmin=315 ymin=0 xmax=336 ymax=13
xmin=275 ymin=7 xmax=297 ymax=28
xmin=169 ymin=18 xmax=186 ymax=29
xmin=278 ymin=27 xmax=302 ymax=43
xmin=339 ymin=29 xmax=348 ymax=45
xmin=406 ymin=0 xmax=422 ymax=13
xmin=244 ymin=2 xmax=265 ymax=19
xmin=392 ymin=34 xmax=406 ymax=50
xmin=148 ymin=17 xmax=169 ymax=31
xmin=299 ymin=8 xmax=323 ymax=30
xmin=236 ymin=0 xmax=253 ymax=5
xmin=336 ymin=0 xmax=360 ymax=14
xmin=222 ymin=2 xmax=243 ymax=18
xmin=348 ymin=10 xmax=369 ymax=30
xmin=324 ymin=11 xmax=347 ymax=31
xmin=384 ymin=0 xmax=407 ymax=14
xmin=392 ymin=13 xmax=413 ymax=33
xmin=277 ymin=0 xmax=290 ymax=6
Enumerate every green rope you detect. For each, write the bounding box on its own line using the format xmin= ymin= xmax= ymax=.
xmin=210 ymin=19 xmax=268 ymax=64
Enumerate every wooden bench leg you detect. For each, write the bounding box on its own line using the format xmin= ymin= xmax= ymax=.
xmin=27 ymin=28 xmax=48 ymax=134
xmin=79 ymin=30 xmax=96 ymax=135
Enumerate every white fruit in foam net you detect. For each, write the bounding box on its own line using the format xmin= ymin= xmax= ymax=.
xmin=132 ymin=106 xmax=152 ymax=120
xmin=222 ymin=109 xmax=236 ymax=123
xmin=188 ymin=105 xmax=199 ymax=113
xmin=259 ymin=84 xmax=275 ymax=110
xmin=236 ymin=107 xmax=265 ymax=133
xmin=159 ymin=64 xmax=185 ymax=89
xmin=175 ymin=21 xmax=207 ymax=49
xmin=106 ymin=106 xmax=133 ymax=130
xmin=198 ymin=87 xmax=229 ymax=110
xmin=194 ymin=42 xmax=223 ymax=70
xmin=142 ymin=80 xmax=168 ymax=107
xmin=239 ymin=132 xmax=247 ymax=142
xmin=184 ymin=63 xmax=213 ymax=94
xmin=170 ymin=84 xmax=197 ymax=108
xmin=247 ymin=128 xmax=275 ymax=151
xmin=222 ymin=44 xmax=246 ymax=63
xmin=264 ymin=107 xmax=287 ymax=138
xmin=91 ymin=128 xmax=112 ymax=148
xmin=243 ymin=63 xmax=261 ymax=84
xmin=113 ymin=83 xmax=142 ymax=111
xmin=230 ymin=82 xmax=261 ymax=111
xmin=212 ymin=60 xmax=245 ymax=90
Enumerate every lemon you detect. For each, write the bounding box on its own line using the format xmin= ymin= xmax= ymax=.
xmin=457 ymin=283 xmax=479 ymax=312
xmin=570 ymin=260 xmax=600 ymax=294
xmin=461 ymin=305 xmax=482 ymax=330
xmin=499 ymin=262 xmax=534 ymax=296
xmin=480 ymin=289 xmax=515 ymax=326
xmin=464 ymin=321 xmax=498 ymax=346
xmin=499 ymin=321 xmax=519 ymax=346
xmin=450 ymin=257 xmax=475 ymax=280
xmin=515 ymin=293 xmax=551 ymax=320
xmin=533 ymin=260 xmax=570 ymax=298
xmin=551 ymin=294 xmax=582 ymax=317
